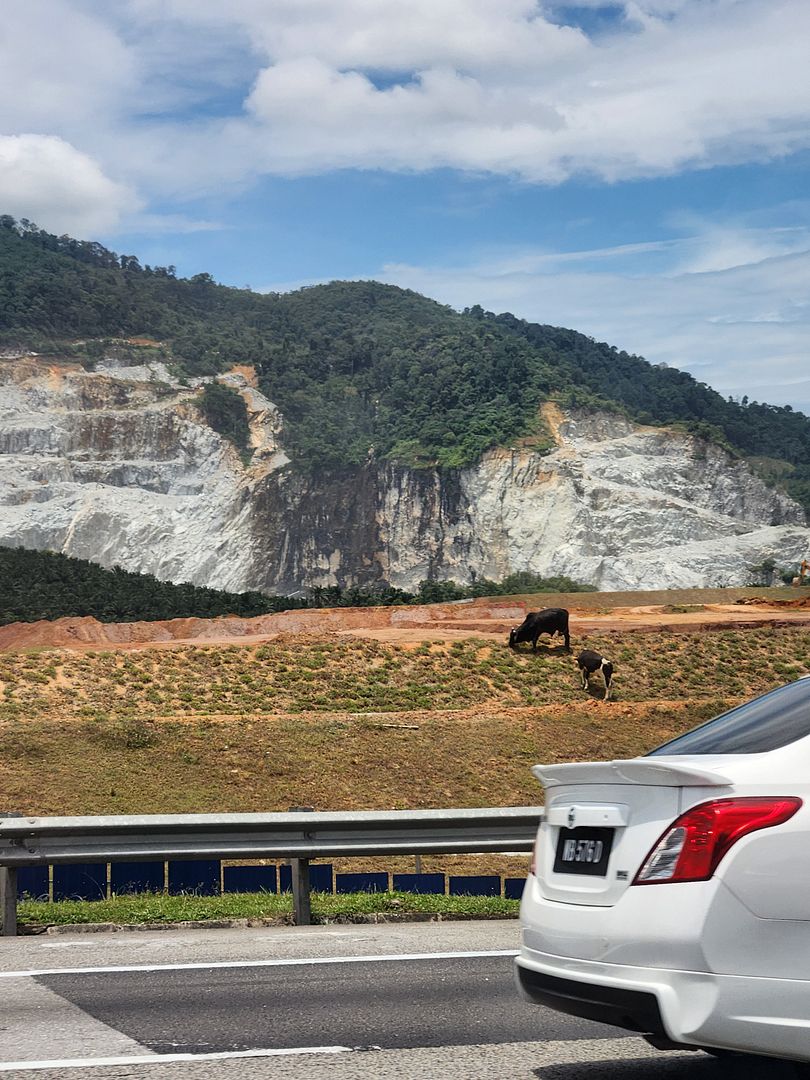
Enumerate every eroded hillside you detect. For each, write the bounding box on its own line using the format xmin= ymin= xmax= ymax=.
xmin=2 ymin=356 xmax=809 ymax=592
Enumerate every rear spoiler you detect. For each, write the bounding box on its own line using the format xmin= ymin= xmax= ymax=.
xmin=532 ymin=759 xmax=733 ymax=789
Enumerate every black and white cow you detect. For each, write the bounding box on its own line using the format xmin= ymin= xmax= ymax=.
xmin=508 ymin=608 xmax=570 ymax=652
xmin=577 ymin=649 xmax=614 ymax=701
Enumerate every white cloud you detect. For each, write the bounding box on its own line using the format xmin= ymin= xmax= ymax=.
xmin=116 ymin=0 xmax=810 ymax=185
xmin=130 ymin=0 xmax=586 ymax=72
xmin=376 ymin=231 xmax=810 ymax=414
xmin=1 ymin=0 xmax=805 ymax=205
xmin=674 ymin=226 xmax=810 ymax=274
xmin=242 ymin=59 xmax=567 ymax=177
xmin=0 ymin=136 xmax=140 ymax=234
xmin=0 ymin=0 xmax=805 ymax=226
xmin=0 ymin=1 xmax=135 ymax=134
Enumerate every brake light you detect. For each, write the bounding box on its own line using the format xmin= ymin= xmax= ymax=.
xmin=633 ymin=797 xmax=801 ymax=885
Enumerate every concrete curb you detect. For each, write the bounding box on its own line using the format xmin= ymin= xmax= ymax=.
xmin=23 ymin=910 xmax=518 ymax=935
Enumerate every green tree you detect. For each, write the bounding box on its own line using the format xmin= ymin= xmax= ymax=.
xmin=199 ymin=383 xmax=251 ymax=455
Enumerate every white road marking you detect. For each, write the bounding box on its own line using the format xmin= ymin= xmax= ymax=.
xmin=35 ymin=943 xmax=92 ymax=949
xmin=0 ymin=1046 xmax=354 ymax=1072
xmin=1 ymin=980 xmax=152 ymax=1066
xmin=0 ymin=948 xmax=519 ymax=980
xmin=0 ymin=1037 xmax=696 ymax=1077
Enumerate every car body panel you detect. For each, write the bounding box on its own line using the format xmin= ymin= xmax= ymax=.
xmin=718 ymin=830 xmax=810 ymax=920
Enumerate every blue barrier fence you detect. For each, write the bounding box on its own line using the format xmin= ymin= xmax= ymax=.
xmin=16 ymin=861 xmax=526 ymax=902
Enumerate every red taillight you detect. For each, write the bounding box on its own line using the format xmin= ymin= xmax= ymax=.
xmin=633 ymin=797 xmax=802 ymax=885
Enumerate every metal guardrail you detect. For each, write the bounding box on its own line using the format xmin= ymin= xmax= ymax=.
xmin=0 ymin=807 xmax=542 ymax=935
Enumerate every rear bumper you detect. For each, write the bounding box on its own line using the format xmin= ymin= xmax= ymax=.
xmin=515 ymin=965 xmax=667 ymax=1036
xmin=515 ymin=946 xmax=810 ymax=1062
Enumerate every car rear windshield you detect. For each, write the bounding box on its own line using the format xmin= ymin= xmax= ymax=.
xmin=648 ymin=678 xmax=810 ymax=755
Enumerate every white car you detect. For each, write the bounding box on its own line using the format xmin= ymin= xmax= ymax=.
xmin=516 ymin=677 xmax=810 ymax=1071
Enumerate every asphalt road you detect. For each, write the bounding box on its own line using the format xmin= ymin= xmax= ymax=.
xmin=0 ymin=921 xmax=801 ymax=1079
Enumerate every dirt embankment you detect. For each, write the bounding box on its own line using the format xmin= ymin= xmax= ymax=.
xmin=0 ymin=599 xmax=521 ymax=650
xmin=3 ymin=590 xmax=810 ymax=651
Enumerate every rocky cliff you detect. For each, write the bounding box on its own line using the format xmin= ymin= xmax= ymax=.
xmin=1 ymin=356 xmax=808 ymax=592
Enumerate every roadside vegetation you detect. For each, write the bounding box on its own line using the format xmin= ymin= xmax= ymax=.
xmin=0 ymin=699 xmax=691 ymax=815
xmin=2 ymin=625 xmax=809 ymax=816
xmin=17 ymin=891 xmax=519 ymax=929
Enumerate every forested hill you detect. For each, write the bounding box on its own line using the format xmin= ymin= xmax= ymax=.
xmin=2 ymin=215 xmax=810 ymax=511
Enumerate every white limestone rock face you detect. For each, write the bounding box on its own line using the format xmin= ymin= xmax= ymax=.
xmin=0 ymin=359 xmax=808 ymax=593
xmin=0 ymin=357 xmax=288 ymax=591
xmin=375 ymin=409 xmax=810 ymax=591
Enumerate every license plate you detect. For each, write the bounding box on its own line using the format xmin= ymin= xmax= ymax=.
xmin=553 ymin=827 xmax=614 ymax=876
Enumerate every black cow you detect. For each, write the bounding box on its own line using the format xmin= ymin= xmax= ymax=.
xmin=508 ymin=608 xmax=570 ymax=652
xmin=577 ymin=649 xmax=614 ymax=701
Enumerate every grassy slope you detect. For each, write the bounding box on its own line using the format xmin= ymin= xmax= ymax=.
xmin=2 ymin=625 xmax=808 ymax=817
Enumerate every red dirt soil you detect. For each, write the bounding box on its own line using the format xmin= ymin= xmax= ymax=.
xmin=3 ymin=595 xmax=810 ymax=651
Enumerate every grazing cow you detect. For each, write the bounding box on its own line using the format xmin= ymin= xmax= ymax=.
xmin=577 ymin=649 xmax=614 ymax=701
xmin=508 ymin=608 xmax=570 ymax=652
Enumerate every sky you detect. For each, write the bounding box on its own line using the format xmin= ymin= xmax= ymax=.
xmin=1 ymin=0 xmax=809 ymax=411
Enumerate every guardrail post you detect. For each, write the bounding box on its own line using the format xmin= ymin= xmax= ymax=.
xmin=291 ymin=858 xmax=311 ymax=925
xmin=288 ymin=806 xmax=314 ymax=926
xmin=0 ymin=812 xmax=23 ymax=937
xmin=1 ymin=867 xmax=17 ymax=937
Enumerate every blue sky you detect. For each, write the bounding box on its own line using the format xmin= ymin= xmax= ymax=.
xmin=2 ymin=0 xmax=809 ymax=411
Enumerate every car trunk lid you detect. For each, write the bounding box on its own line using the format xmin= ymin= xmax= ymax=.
xmin=532 ymin=758 xmax=733 ymax=907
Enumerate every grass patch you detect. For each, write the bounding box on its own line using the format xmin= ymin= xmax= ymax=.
xmin=3 ymin=624 xmax=810 ymax=816
xmin=18 ymin=890 xmax=519 ymax=928
xmin=0 ymin=701 xmax=700 ymax=815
